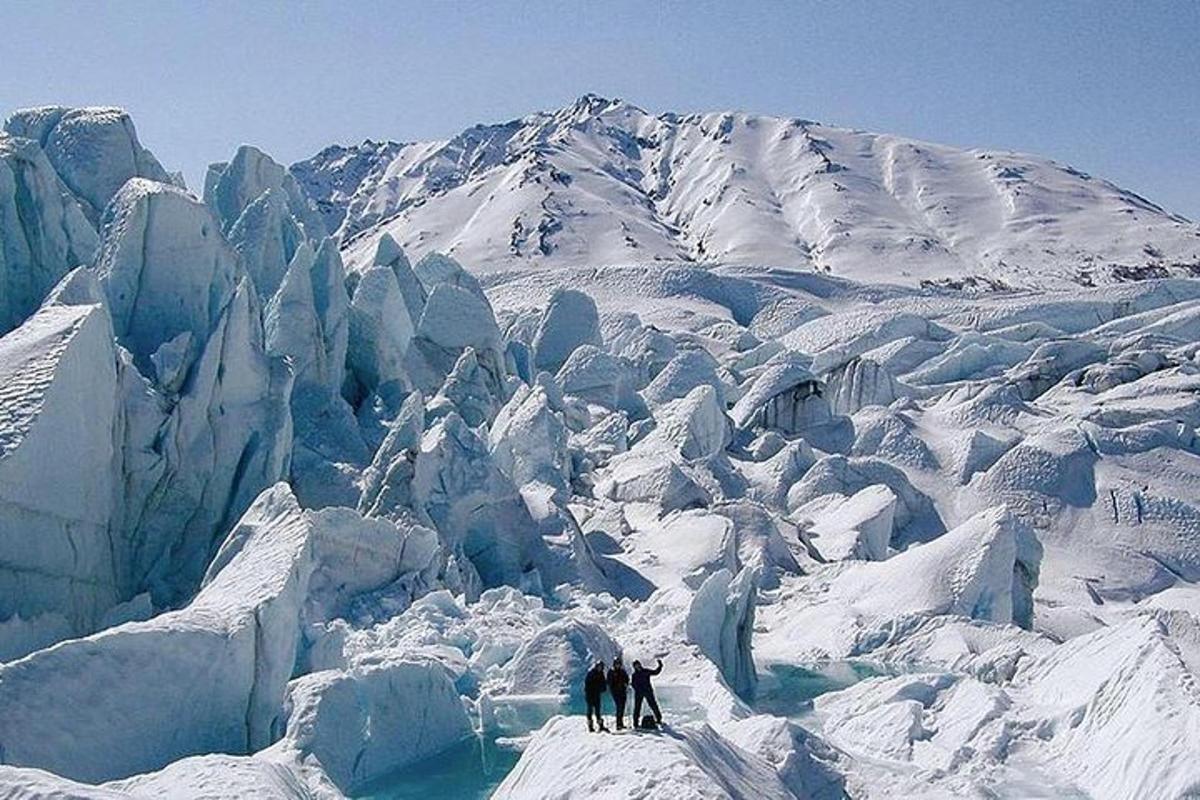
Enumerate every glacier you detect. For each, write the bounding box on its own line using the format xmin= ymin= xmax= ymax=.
xmin=0 ymin=98 xmax=1198 ymax=800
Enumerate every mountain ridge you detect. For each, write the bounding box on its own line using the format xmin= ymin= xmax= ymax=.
xmin=291 ymin=94 xmax=1200 ymax=290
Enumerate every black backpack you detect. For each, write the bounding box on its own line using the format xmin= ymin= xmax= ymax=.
xmin=640 ymin=714 xmax=658 ymax=730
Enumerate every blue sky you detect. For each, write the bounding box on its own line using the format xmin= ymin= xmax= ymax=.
xmin=2 ymin=1 xmax=1197 ymax=217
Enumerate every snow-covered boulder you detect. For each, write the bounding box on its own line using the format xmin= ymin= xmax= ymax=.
xmin=405 ymin=282 xmax=505 ymax=396
xmin=642 ymin=348 xmax=727 ymax=408
xmin=490 ymin=383 xmax=571 ymax=497
xmin=507 ymin=618 xmax=620 ymax=697
xmin=640 ymin=385 xmax=732 ymax=460
xmin=412 ymin=413 xmax=544 ymax=590
xmin=275 ymin=657 xmax=472 ymax=793
xmin=493 ymin=717 xmax=795 ymax=800
xmin=556 ymin=344 xmax=640 ymax=411
xmin=822 ymin=356 xmax=903 ymax=414
xmin=595 ymin=450 xmax=710 ymax=513
xmin=428 ymin=346 xmax=501 ymax=428
xmin=786 ymin=454 xmax=940 ymax=541
xmin=685 ymin=566 xmax=759 ymax=699
xmin=532 ymin=288 xmax=603 ymax=373
xmin=4 ymin=106 xmax=170 ymax=224
xmin=759 ymin=506 xmax=1041 ymax=662
xmin=801 ymin=484 xmax=897 ymax=562
xmin=731 ymin=352 xmax=834 ymax=436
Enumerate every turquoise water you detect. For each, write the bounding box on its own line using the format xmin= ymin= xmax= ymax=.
xmin=751 ymin=661 xmax=888 ymax=721
xmin=358 ymin=666 xmax=873 ymax=799
xmin=357 ymin=695 xmax=582 ymax=800
xmin=357 ymin=736 xmax=521 ymax=800
xmin=357 ymin=687 xmax=707 ymax=799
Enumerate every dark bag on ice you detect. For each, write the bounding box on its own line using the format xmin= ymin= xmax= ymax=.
xmin=640 ymin=715 xmax=658 ymax=730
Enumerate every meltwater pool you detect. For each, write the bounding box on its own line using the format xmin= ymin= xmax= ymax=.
xmin=751 ymin=660 xmax=888 ymax=721
xmin=359 ymin=665 xmax=878 ymax=799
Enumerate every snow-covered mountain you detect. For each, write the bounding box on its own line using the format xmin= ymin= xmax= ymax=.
xmin=294 ymin=94 xmax=1200 ymax=289
xmin=3 ymin=101 xmax=1200 ymax=800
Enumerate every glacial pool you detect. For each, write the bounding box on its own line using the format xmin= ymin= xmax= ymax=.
xmin=355 ymin=694 xmax=570 ymax=800
xmin=751 ymin=660 xmax=890 ymax=721
xmin=358 ymin=664 xmax=878 ymax=799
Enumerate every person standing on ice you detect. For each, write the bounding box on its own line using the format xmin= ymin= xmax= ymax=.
xmin=607 ymin=656 xmax=630 ymax=729
xmin=584 ymin=660 xmax=609 ymax=732
xmin=631 ymin=658 xmax=664 ymax=729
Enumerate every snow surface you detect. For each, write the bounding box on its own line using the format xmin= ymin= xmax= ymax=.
xmin=492 ymin=717 xmax=795 ymax=800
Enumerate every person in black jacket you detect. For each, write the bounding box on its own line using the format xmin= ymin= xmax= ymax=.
xmin=631 ymin=658 xmax=664 ymax=729
xmin=607 ymin=657 xmax=630 ymax=729
xmin=584 ymin=660 xmax=609 ymax=732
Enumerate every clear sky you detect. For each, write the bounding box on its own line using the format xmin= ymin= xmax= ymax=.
xmin=2 ymin=1 xmax=1197 ymax=218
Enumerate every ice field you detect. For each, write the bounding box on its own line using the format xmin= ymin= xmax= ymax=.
xmin=0 ymin=100 xmax=1199 ymax=799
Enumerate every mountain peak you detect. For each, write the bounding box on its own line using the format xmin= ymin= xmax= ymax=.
xmin=559 ymin=93 xmax=643 ymax=121
xmin=573 ymin=91 xmax=616 ymax=109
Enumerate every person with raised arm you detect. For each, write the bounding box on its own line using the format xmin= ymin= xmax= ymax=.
xmin=631 ymin=657 xmax=664 ymax=729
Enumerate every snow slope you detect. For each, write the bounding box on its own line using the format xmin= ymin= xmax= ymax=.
xmin=294 ymin=95 xmax=1200 ymax=290
xmin=493 ymin=717 xmax=795 ymax=800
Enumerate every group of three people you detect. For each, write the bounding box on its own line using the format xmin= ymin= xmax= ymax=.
xmin=584 ymin=656 xmax=664 ymax=732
